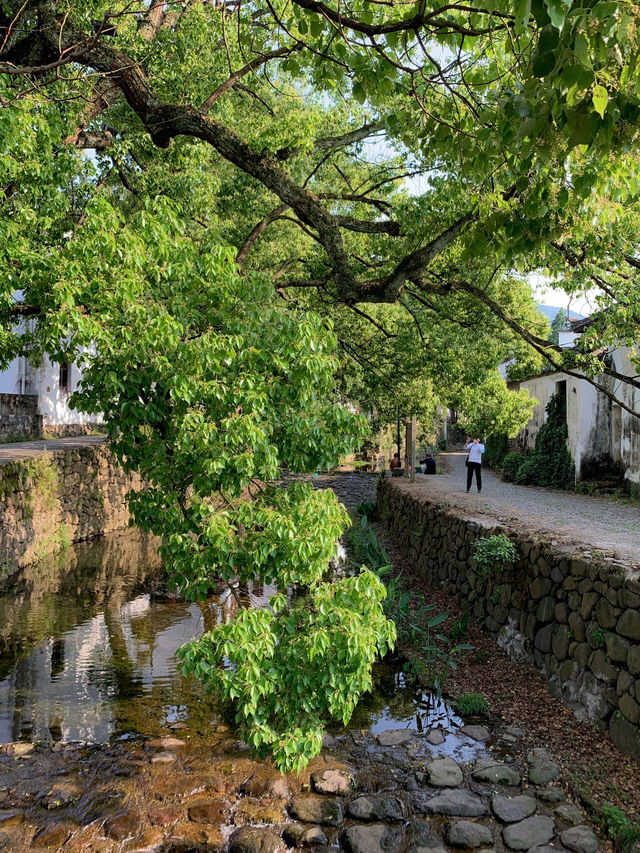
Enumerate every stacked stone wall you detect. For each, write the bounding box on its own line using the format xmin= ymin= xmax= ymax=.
xmin=0 ymin=446 xmax=142 ymax=579
xmin=0 ymin=393 xmax=42 ymax=440
xmin=378 ymin=477 xmax=640 ymax=762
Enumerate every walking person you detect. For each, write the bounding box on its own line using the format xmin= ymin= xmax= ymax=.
xmin=465 ymin=436 xmax=485 ymax=493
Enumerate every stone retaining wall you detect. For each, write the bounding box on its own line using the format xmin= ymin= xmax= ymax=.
xmin=0 ymin=393 xmax=42 ymax=440
xmin=0 ymin=446 xmax=143 ymax=579
xmin=378 ymin=477 xmax=640 ymax=762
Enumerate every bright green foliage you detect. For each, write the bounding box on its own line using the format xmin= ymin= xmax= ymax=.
xmin=179 ymin=570 xmax=396 ymax=772
xmin=516 ymin=392 xmax=576 ymax=489
xmin=452 ymin=692 xmax=490 ymax=718
xmin=474 ymin=535 xmax=519 ymax=576
xmin=600 ymin=803 xmax=640 ymax=853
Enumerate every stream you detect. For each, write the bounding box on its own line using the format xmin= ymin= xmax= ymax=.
xmin=0 ymin=474 xmax=584 ymax=853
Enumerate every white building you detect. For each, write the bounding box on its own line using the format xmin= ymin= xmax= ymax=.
xmin=512 ymin=339 xmax=640 ymax=491
xmin=0 ymin=352 xmax=103 ymax=439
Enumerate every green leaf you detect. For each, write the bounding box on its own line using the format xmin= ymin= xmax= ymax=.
xmin=592 ymin=85 xmax=608 ymax=118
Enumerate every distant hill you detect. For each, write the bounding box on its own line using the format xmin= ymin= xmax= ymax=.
xmin=537 ymin=304 xmax=585 ymax=324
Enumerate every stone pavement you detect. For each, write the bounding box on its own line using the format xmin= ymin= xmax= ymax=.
xmin=0 ymin=435 xmax=107 ymax=466
xmin=408 ymin=452 xmax=640 ymax=570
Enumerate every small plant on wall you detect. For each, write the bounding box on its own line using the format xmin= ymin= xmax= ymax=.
xmin=473 ymin=534 xmax=518 ymax=600
xmin=474 ymin=534 xmax=518 ymax=578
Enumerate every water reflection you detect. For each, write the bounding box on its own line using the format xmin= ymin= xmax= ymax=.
xmin=0 ymin=531 xmax=463 ymax=751
xmin=0 ymin=534 xmax=287 ymax=746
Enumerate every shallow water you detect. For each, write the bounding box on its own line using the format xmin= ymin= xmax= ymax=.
xmin=0 ymin=529 xmax=475 ymax=755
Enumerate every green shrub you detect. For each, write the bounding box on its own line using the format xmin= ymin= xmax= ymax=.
xmin=502 ymin=451 xmax=525 ymax=482
xmin=452 ymin=692 xmax=490 ymax=717
xmin=356 ymin=501 xmax=378 ymax=521
xmin=484 ymin=434 xmax=510 ymax=469
xmin=474 ymin=534 xmax=518 ymax=576
xmin=600 ymin=803 xmax=640 ymax=853
xmin=515 ymin=391 xmax=575 ymax=490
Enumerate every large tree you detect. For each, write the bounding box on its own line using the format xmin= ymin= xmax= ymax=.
xmin=1 ymin=0 xmax=639 ymax=767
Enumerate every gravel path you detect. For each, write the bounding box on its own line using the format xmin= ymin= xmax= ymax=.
xmin=408 ymin=452 xmax=640 ymax=570
xmin=0 ymin=435 xmax=107 ymax=465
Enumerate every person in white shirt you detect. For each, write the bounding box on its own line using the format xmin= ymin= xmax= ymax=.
xmin=465 ymin=436 xmax=485 ymax=493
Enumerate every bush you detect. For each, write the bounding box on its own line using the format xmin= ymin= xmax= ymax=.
xmin=452 ymin=692 xmax=490 ymax=717
xmin=600 ymin=803 xmax=640 ymax=853
xmin=515 ymin=392 xmax=575 ymax=490
xmin=356 ymin=501 xmax=378 ymax=521
xmin=474 ymin=534 xmax=518 ymax=576
xmin=502 ymin=452 xmax=524 ymax=482
xmin=483 ymin=434 xmax=510 ymax=469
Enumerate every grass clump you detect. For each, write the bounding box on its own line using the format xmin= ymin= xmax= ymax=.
xmin=600 ymin=804 xmax=640 ymax=853
xmin=452 ymin=692 xmax=490 ymax=718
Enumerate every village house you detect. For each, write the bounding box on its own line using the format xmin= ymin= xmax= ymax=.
xmin=0 ymin=351 xmax=103 ymax=440
xmin=510 ymin=317 xmax=640 ymax=493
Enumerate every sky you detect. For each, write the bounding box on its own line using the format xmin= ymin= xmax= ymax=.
xmin=529 ymin=274 xmax=598 ymax=318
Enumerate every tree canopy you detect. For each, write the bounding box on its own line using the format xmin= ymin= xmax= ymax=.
xmin=1 ymin=0 xmax=640 ymax=768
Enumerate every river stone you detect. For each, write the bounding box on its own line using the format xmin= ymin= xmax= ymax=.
xmin=151 ymin=750 xmax=177 ymax=763
xmin=426 ymin=728 xmax=446 ymax=745
xmin=31 ymin=822 xmax=71 ymax=849
xmin=460 ymin=725 xmax=491 ymax=742
xmin=229 ymin=825 xmax=285 ymax=853
xmin=536 ymin=787 xmax=566 ymax=803
xmin=343 ymin=823 xmax=404 ymax=853
xmin=491 ymin=794 xmax=536 ymax=823
xmin=472 ymin=759 xmax=520 ymax=786
xmin=147 ymin=737 xmax=186 ymax=750
xmin=241 ymin=767 xmax=290 ymax=799
xmin=424 ymin=789 xmax=488 ymax=817
xmin=42 ymin=785 xmax=80 ymax=809
xmin=187 ymin=797 xmax=230 ymax=824
xmin=561 ymin=825 xmax=599 ymax=853
xmin=503 ymin=816 xmax=555 ymax=850
xmin=104 ymin=809 xmax=143 ymax=841
xmin=312 ymin=768 xmax=353 ymax=795
xmin=348 ymin=795 xmax=407 ymax=822
xmin=235 ymin=797 xmax=285 ymax=825
xmin=377 ymin=729 xmax=413 ymax=746
xmin=405 ymin=820 xmax=446 ymax=853
xmin=426 ymin=757 xmax=463 ymax=787
xmin=290 ymin=794 xmax=343 ymax=826
xmin=0 ymin=811 xmax=24 ymax=827
xmin=554 ymin=804 xmax=584 ymax=825
xmin=446 ymin=820 xmax=493 ymax=848
xmin=527 ymin=749 xmax=561 ymax=785
xmin=300 ymin=825 xmax=328 ymax=846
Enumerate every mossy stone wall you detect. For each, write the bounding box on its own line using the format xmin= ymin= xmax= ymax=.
xmin=0 ymin=446 xmax=142 ymax=579
xmin=378 ymin=477 xmax=640 ymax=763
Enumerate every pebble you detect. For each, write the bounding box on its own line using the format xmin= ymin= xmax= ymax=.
xmin=460 ymin=725 xmax=491 ymax=742
xmin=554 ymin=804 xmax=584 ymax=825
xmin=311 ymin=768 xmax=353 ymax=795
xmin=561 ymin=825 xmax=600 ymax=853
xmin=503 ymin=815 xmax=556 ymax=850
xmin=473 ymin=759 xmax=521 ymax=787
xmin=491 ymin=794 xmax=536 ymax=823
xmin=426 ymin=757 xmax=464 ymax=787
xmin=376 ymin=729 xmax=414 ymax=746
xmin=426 ymin=728 xmax=446 ymax=745
xmin=347 ymin=794 xmax=407 ymax=822
xmin=343 ymin=823 xmax=404 ymax=853
xmin=290 ymin=794 xmax=343 ymax=826
xmin=446 ymin=820 xmax=494 ymax=848
xmin=424 ymin=789 xmax=488 ymax=817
